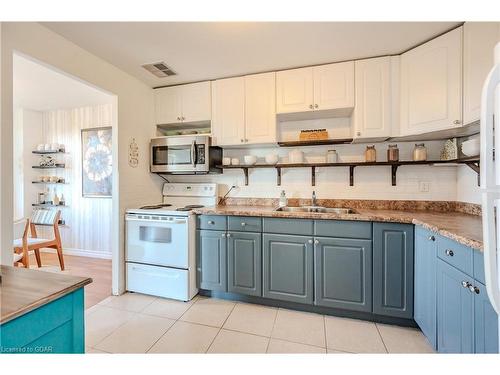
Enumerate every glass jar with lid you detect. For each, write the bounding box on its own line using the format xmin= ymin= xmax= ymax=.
xmin=365 ymin=145 xmax=376 ymax=162
xmin=326 ymin=149 xmax=338 ymax=163
xmin=413 ymin=143 xmax=427 ymax=161
xmin=387 ymin=144 xmax=399 ymax=162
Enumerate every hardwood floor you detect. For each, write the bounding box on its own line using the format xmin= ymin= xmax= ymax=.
xmin=28 ymin=252 xmax=112 ymax=309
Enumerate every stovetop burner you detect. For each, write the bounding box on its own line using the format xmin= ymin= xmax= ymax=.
xmin=139 ymin=203 xmax=173 ymax=210
xmin=176 ymin=204 xmax=205 ymax=212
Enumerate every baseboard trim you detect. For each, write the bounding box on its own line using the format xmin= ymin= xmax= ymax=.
xmin=41 ymin=247 xmax=112 ymax=259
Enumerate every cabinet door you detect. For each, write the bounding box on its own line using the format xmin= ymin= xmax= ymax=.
xmin=227 ymin=231 xmax=262 ymax=297
xmin=313 ymin=61 xmax=354 ymax=111
xmin=353 ymin=57 xmax=392 ymax=140
xmin=436 ymin=259 xmax=474 ymax=353
xmin=474 ymin=281 xmax=499 ymax=353
xmin=244 ymin=72 xmax=277 ymax=144
xmin=314 ymin=237 xmax=372 ymax=312
xmin=276 ymin=67 xmax=313 ymax=114
xmin=400 ymin=27 xmax=462 ymax=135
xmin=211 ymin=77 xmax=245 ymax=146
xmin=181 ymin=81 xmax=211 ymax=123
xmin=373 ymin=223 xmax=414 ymax=319
xmin=197 ymin=230 xmax=227 ymax=291
xmin=263 ymin=234 xmax=313 ymax=304
xmin=463 ymin=22 xmax=500 ymax=124
xmin=154 ymin=86 xmax=182 ymax=125
xmin=414 ymin=227 xmax=438 ymax=349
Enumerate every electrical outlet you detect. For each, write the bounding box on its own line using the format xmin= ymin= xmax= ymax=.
xmin=419 ymin=181 xmax=430 ymax=192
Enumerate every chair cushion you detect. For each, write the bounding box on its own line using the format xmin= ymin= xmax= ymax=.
xmin=13 ymin=237 xmax=50 ymax=248
xmin=13 ymin=253 xmax=23 ymax=263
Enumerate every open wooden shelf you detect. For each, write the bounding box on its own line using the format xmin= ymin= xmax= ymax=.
xmin=218 ymin=157 xmax=480 ymax=186
xmin=277 ymin=138 xmax=353 ymax=147
xmin=32 ymin=150 xmax=66 ymax=155
xmin=32 ymin=203 xmax=69 ymax=208
xmin=32 ymin=164 xmax=66 ymax=169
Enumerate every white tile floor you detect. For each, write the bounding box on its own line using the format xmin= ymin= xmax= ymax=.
xmin=85 ymin=292 xmax=435 ymax=354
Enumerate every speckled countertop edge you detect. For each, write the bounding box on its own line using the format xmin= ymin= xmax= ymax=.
xmin=193 ymin=206 xmax=483 ymax=251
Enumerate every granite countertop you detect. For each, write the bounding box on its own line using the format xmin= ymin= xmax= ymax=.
xmin=0 ymin=266 xmax=92 ymax=325
xmin=193 ymin=205 xmax=483 ymax=251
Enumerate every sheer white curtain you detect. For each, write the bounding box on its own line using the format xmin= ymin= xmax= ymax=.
xmin=40 ymin=104 xmax=112 ymax=257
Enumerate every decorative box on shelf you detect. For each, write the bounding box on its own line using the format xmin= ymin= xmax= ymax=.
xmin=299 ymin=129 xmax=329 ymax=141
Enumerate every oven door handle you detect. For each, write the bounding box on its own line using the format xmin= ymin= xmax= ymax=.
xmin=126 ymin=217 xmax=187 ymax=224
xmin=191 ymin=140 xmax=197 ymax=167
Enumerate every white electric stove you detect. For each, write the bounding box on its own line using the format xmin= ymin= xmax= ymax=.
xmin=125 ymin=183 xmax=218 ymax=301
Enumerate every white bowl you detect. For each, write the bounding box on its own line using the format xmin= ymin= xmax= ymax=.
xmin=265 ymin=154 xmax=279 ymax=165
xmin=461 ymin=138 xmax=480 ymax=157
xmin=244 ymin=155 xmax=257 ymax=165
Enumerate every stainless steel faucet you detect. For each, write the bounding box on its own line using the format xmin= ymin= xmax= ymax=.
xmin=312 ymin=191 xmax=317 ymax=206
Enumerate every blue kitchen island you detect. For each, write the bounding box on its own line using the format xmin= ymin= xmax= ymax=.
xmin=0 ymin=265 xmax=92 ymax=354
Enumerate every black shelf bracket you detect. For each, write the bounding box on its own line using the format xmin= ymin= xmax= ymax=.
xmin=349 ymin=166 xmax=355 ymax=186
xmin=276 ymin=167 xmax=282 ymax=186
xmin=464 ymin=162 xmax=480 ymax=186
xmin=243 ymin=167 xmax=249 ymax=186
xmin=311 ymin=167 xmax=316 ymax=186
xmin=391 ymin=165 xmax=399 ymax=186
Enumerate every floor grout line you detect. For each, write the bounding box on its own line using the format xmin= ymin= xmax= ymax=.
xmin=205 ymin=300 xmax=238 ymax=353
xmin=265 ymin=307 xmax=280 ymax=353
xmin=374 ymin=323 xmax=389 ymax=354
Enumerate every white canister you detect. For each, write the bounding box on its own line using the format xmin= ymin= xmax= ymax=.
xmin=326 ymin=150 xmax=338 ymax=163
xmin=222 ymin=157 xmax=231 ymax=165
xmin=288 ymin=149 xmax=304 ymax=164
xmin=44 ymin=143 xmax=51 ymax=151
xmin=231 ymin=158 xmax=240 ymax=165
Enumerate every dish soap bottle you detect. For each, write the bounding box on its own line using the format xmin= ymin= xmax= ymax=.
xmin=279 ymin=190 xmax=287 ymax=208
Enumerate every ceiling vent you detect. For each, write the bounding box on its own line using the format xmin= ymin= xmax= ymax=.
xmin=142 ymin=62 xmax=176 ymax=78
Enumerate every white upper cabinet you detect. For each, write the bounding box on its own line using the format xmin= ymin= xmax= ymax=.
xmin=154 ymin=81 xmax=211 ymax=125
xmin=276 ymin=62 xmax=354 ymax=117
xmin=399 ymin=27 xmax=462 ymax=136
xmin=463 ymin=22 xmax=500 ymax=125
xmin=276 ymin=67 xmax=313 ymax=114
xmin=212 ymin=73 xmax=277 ymax=146
xmin=155 ymin=86 xmax=182 ymax=124
xmin=244 ymin=72 xmax=276 ymax=144
xmin=180 ymin=81 xmax=212 ymax=123
xmin=211 ymin=77 xmax=245 ymax=146
xmin=353 ymin=57 xmax=392 ymax=140
xmin=313 ymin=61 xmax=354 ymax=111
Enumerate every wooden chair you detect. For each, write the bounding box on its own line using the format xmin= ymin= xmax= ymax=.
xmin=13 ymin=209 xmax=65 ymax=270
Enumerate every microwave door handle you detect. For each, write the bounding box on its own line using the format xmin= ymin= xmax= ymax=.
xmin=191 ymin=140 xmax=197 ymax=167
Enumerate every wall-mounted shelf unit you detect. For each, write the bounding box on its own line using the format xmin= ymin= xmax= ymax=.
xmin=32 ymin=203 xmax=69 ymax=208
xmin=218 ymin=156 xmax=480 ymax=187
xmin=277 ymin=138 xmax=353 ymax=147
xmin=32 ymin=181 xmax=68 ymax=185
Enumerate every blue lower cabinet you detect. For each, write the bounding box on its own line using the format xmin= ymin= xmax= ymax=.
xmin=197 ymin=229 xmax=227 ymax=291
xmin=263 ymin=234 xmax=314 ymax=304
xmin=414 ymin=227 xmax=438 ymax=349
xmin=314 ymin=237 xmax=372 ymax=312
xmin=474 ymin=281 xmax=499 ymax=353
xmin=0 ymin=288 xmax=85 ymax=354
xmin=436 ymin=258 xmax=474 ymax=353
xmin=227 ymin=231 xmax=262 ymax=297
xmin=372 ymin=223 xmax=414 ymax=319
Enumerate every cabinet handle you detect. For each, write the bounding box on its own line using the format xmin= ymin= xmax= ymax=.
xmin=428 ymin=235 xmax=435 ymax=241
xmin=240 ymin=139 xmax=244 ymax=143
xmin=445 ymin=249 xmax=454 ymax=257
xmin=226 ymin=233 xmax=231 ymax=238
xmin=453 ymin=120 xmax=461 ymax=125
xmin=177 ymin=116 xmax=181 ymax=121
xmin=182 ymin=116 xmax=185 ymax=121
xmin=356 ymin=131 xmax=361 ymax=137
xmin=208 ymin=220 xmax=215 ymax=225
xmin=221 ymin=233 xmax=226 ymax=238
xmin=314 ymin=239 xmax=319 ymax=245
xmin=314 ymin=104 xmax=318 ymax=109
xmin=197 ymin=267 xmax=201 ymax=272
xmin=308 ymin=239 xmax=313 ymax=244
xmin=309 ymin=104 xmax=314 ymax=109
xmin=241 ymin=222 xmax=246 ymax=227
xmin=244 ymin=139 xmax=248 ymax=142
xmin=473 ymin=286 xmax=480 ymax=294
xmin=462 ymin=281 xmax=472 ymax=289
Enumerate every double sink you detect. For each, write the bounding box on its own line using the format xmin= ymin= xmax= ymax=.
xmin=275 ymin=206 xmax=357 ymax=214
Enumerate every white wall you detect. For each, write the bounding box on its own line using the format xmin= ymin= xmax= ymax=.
xmin=170 ymin=140 xmax=459 ymax=202
xmin=1 ymin=23 xmax=162 ymax=295
xmin=457 ymin=166 xmax=481 ymax=204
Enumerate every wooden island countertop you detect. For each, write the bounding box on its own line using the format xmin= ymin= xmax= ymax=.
xmin=0 ymin=265 xmax=92 ymax=325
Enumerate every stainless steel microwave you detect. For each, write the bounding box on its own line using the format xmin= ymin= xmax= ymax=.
xmin=150 ymin=135 xmax=222 ymax=174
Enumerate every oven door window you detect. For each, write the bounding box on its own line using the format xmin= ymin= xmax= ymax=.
xmin=139 ymin=226 xmax=171 ymax=243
